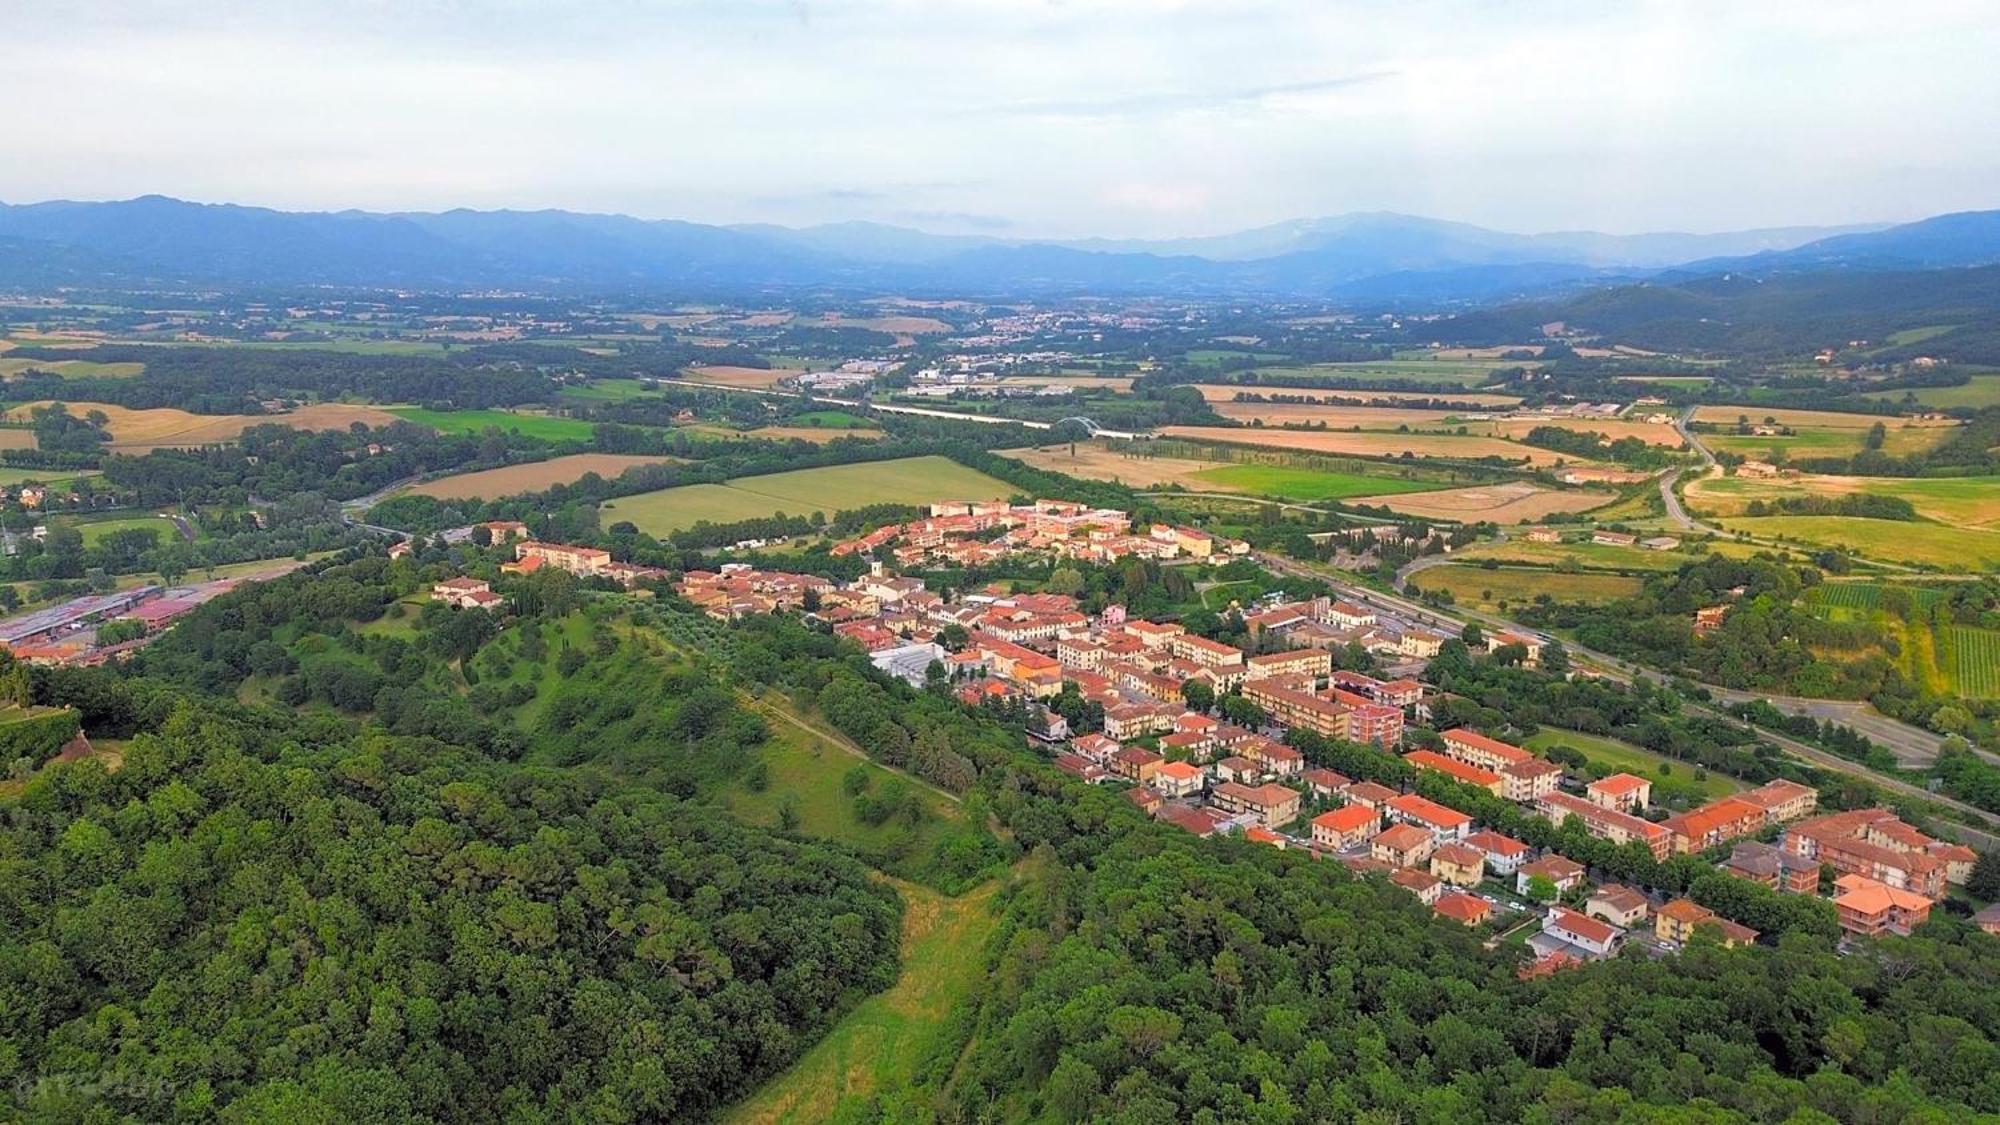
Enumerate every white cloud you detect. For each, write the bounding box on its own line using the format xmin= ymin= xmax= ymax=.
xmin=3 ymin=0 xmax=1996 ymax=236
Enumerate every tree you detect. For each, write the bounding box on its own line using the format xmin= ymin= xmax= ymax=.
xmin=1046 ymin=566 xmax=1085 ymax=596
xmin=1181 ymin=679 xmax=1215 ymax=713
xmin=1461 ymin=623 xmax=1485 ymax=648
xmin=1970 ymin=850 xmax=2000 ymax=902
xmin=1525 ymin=874 xmax=1558 ymax=904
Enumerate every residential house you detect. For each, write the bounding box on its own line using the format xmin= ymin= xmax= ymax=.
xmin=1109 ymin=746 xmax=1164 ymax=785
xmin=1833 ymin=874 xmax=1933 ymax=937
xmin=1211 ymin=781 xmax=1302 ymax=830
xmin=1586 ymin=773 xmax=1652 ymax=813
xmin=1538 ymin=791 xmax=1673 ymax=859
xmin=432 ymin=576 xmax=502 ymax=610
xmin=1152 ymin=760 xmax=1206 ymax=799
xmin=1384 ymin=793 xmax=1474 ymax=843
xmin=1302 ymin=767 xmax=1351 ymax=799
xmin=1464 ymin=830 xmax=1531 ymax=875
xmin=1544 ymin=907 xmax=1623 ymax=958
xmin=1342 ymin=780 xmax=1399 ymax=810
xmin=1244 ymin=648 xmax=1331 ymax=683
xmin=1429 ymin=842 xmax=1487 ymax=887
xmin=1404 ymin=749 xmax=1504 ymax=797
xmin=1585 ymin=885 xmax=1650 ymax=929
xmin=1784 ymin=809 xmax=1949 ymax=896
xmin=1517 ymin=855 xmax=1585 ymax=896
xmin=1656 ymin=898 xmax=1758 ymax=947
xmin=1311 ymin=804 xmax=1380 ymax=851
xmin=1722 ymin=840 xmax=1820 ymax=893
xmin=1389 ymin=867 xmax=1444 ymax=905
xmin=1371 ymin=823 xmax=1436 ymax=868
xmin=1434 ymin=892 xmax=1492 ymax=926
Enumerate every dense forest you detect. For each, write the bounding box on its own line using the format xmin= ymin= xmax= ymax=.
xmin=2 ymin=544 xmax=2000 ymax=1119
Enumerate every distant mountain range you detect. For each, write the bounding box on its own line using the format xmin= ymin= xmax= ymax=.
xmin=0 ymin=195 xmax=1997 ymax=304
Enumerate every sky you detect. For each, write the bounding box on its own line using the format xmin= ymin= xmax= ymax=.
xmin=7 ymin=0 xmax=1999 ymax=239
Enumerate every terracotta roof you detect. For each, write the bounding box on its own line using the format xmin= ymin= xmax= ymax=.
xmin=1657 ymin=898 xmax=1714 ymax=925
xmin=1441 ymin=727 xmax=1530 ymax=764
xmin=1464 ymin=830 xmax=1530 ymax=857
xmin=1372 ymin=823 xmax=1432 ymax=853
xmin=1548 ymin=906 xmax=1617 ymax=945
xmin=1588 ymin=772 xmax=1650 ymax=796
xmin=1434 ymin=892 xmax=1491 ymax=923
xmin=1313 ymin=805 xmax=1378 ymax=834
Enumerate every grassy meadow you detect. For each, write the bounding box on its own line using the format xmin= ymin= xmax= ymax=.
xmin=606 ymin=455 xmax=1013 ymax=535
xmin=386 ymin=406 xmax=597 ymax=441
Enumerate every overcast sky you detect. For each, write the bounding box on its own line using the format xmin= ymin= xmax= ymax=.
xmin=7 ymin=0 xmax=1998 ymax=238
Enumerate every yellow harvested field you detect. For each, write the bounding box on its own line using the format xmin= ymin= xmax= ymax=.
xmin=747 ymin=425 xmax=885 ymax=443
xmin=1351 ymin=481 xmax=1616 ymax=523
xmin=0 ymin=430 xmax=36 ymax=451
xmin=680 ymin=365 xmax=805 ymax=389
xmin=1 ymin=400 xmax=404 ymax=450
xmin=1692 ymin=406 xmax=1960 ymax=430
xmin=1193 ymin=384 xmax=1522 ymax=406
xmin=1428 ymin=345 xmax=1544 ymax=359
xmin=812 ymin=314 xmax=952 ymax=335
xmin=407 ymin=454 xmax=678 ymax=500
xmin=1003 ymin=443 xmax=1234 ymax=489
xmin=1209 ymin=401 xmax=1463 ymax=428
xmin=1158 ymin=425 xmax=1583 ymax=467
xmin=995 ymin=376 xmax=1137 ymax=392
xmin=1469 ymin=417 xmax=1687 ymax=448
xmin=732 ymin=312 xmax=794 ymax=328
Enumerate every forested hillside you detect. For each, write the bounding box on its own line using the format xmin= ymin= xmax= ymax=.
xmin=7 ymin=548 xmax=2000 ymax=1121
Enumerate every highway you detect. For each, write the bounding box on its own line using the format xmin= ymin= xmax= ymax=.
xmin=1253 ymin=549 xmax=2000 ymax=848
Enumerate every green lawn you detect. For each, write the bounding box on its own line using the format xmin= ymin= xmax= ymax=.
xmin=606 ymin=455 xmax=1013 ymax=536
xmin=1704 ymin=425 xmax=1954 ymax=459
xmin=1720 ymin=515 xmax=2000 ymax=570
xmin=1859 ymin=373 xmax=2000 ymax=410
xmin=1190 ymin=463 xmax=1445 ymax=502
xmin=1451 ymin=540 xmax=1697 ymax=572
xmin=0 ymin=467 xmax=96 ymax=487
xmin=724 ymin=697 xmax=964 ymax=862
xmin=1522 ymin=727 xmax=1746 ymax=804
xmin=720 ymin=875 xmax=1003 ymax=1124
xmin=1415 ymin=564 xmax=1643 ymax=610
xmin=558 ymin=378 xmax=662 ymax=402
xmin=788 ymin=410 xmax=874 ymax=428
xmin=57 ymin=513 xmax=176 ymax=547
xmin=0 ymin=358 xmax=145 ymax=379
xmin=1241 ymin=361 xmax=1498 ymax=386
xmin=386 ymin=406 xmax=596 ymax=441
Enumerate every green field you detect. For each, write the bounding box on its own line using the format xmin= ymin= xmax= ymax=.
xmin=721 ymin=875 xmax=1002 ymax=1124
xmin=56 ymin=513 xmax=176 ymax=547
xmin=724 ymin=697 xmax=965 ymax=863
xmin=1241 ymin=360 xmax=1498 ymax=387
xmin=1721 ymin=516 xmax=2000 ymax=570
xmin=0 ymin=358 xmax=145 ymax=379
xmin=1522 ymin=728 xmax=1745 ymax=804
xmin=1692 ymin=473 xmax=2000 ymax=528
xmin=558 ymin=378 xmax=662 ymax=402
xmin=1451 ymin=539 xmax=1697 ymax=573
xmin=1944 ymin=626 xmax=2000 ymax=699
xmin=1705 ymin=429 xmax=1930 ymax=459
xmin=1190 ymin=463 xmax=1444 ymax=502
xmin=606 ymin=455 xmax=1012 ymax=536
xmin=1614 ymin=375 xmax=1713 ymax=387
xmin=1860 ymin=373 xmax=2000 ymax=410
xmin=1415 ymin=564 xmax=1643 ymax=610
xmin=386 ymin=406 xmax=597 ymax=441
xmin=0 ymin=467 xmax=95 ymax=487
xmin=788 ymin=410 xmax=874 ymax=428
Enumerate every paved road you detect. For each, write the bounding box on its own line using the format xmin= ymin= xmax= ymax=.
xmin=1253 ymin=549 xmax=2000 ymax=846
xmin=1661 ymin=408 xmax=1733 ymax=536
